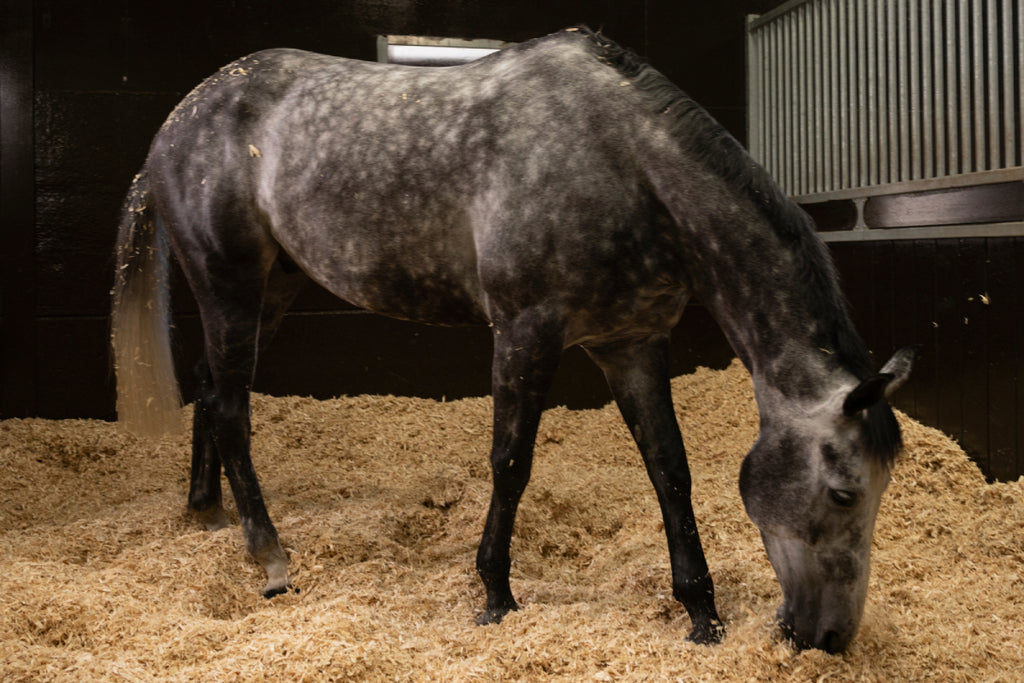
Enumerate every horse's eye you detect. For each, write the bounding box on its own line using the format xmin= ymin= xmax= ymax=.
xmin=829 ymin=489 xmax=857 ymax=507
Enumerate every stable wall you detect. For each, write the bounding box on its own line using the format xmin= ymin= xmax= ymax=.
xmin=3 ymin=0 xmax=1021 ymax=480
xmin=1 ymin=0 xmax=768 ymax=416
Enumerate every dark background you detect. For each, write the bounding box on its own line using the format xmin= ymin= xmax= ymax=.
xmin=2 ymin=0 xmax=1021 ymax=481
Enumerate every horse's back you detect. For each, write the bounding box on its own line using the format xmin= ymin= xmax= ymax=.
xmin=147 ymin=31 xmax=686 ymax=335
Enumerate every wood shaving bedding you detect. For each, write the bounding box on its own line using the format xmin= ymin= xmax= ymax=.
xmin=1 ymin=361 xmax=1021 ymax=681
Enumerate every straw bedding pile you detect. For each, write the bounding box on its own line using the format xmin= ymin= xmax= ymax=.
xmin=2 ymin=361 xmax=1022 ymax=681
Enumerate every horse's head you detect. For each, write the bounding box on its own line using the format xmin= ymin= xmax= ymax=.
xmin=739 ymin=347 xmax=916 ymax=653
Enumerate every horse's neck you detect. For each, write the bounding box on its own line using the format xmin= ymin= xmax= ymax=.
xmin=688 ymin=212 xmax=850 ymax=407
xmin=641 ymin=132 xmax=863 ymax=406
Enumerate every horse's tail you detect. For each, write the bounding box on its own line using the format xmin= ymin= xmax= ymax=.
xmin=110 ymin=167 xmax=183 ymax=437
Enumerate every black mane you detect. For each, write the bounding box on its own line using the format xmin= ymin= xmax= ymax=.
xmin=575 ymin=28 xmax=902 ymax=464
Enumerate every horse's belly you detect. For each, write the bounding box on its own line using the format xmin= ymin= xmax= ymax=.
xmin=336 ymin=281 xmax=487 ymax=327
xmin=565 ymin=290 xmax=689 ymax=348
xmin=301 ymin=251 xmax=487 ymax=327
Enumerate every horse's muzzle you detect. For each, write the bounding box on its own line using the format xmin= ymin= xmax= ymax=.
xmin=777 ymin=604 xmax=851 ymax=654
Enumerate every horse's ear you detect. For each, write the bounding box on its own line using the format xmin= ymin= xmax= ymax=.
xmin=842 ymin=373 xmax=895 ymax=416
xmin=841 ymin=345 xmax=919 ymax=417
xmin=878 ymin=345 xmax=919 ymax=397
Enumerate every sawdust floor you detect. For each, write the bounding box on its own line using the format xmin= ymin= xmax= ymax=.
xmin=2 ymin=361 xmax=1022 ymax=681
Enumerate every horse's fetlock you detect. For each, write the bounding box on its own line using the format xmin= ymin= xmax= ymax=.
xmin=190 ymin=504 xmax=229 ymax=531
xmin=476 ymin=603 xmax=517 ymax=626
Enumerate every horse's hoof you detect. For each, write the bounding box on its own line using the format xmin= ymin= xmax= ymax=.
xmin=475 ymin=605 xmax=515 ymax=626
xmin=262 ymin=582 xmax=295 ymax=599
xmin=687 ymin=618 xmax=725 ymax=645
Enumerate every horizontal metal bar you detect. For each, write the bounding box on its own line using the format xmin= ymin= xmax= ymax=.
xmin=819 ymin=221 xmax=1024 ymax=242
xmin=792 ymin=167 xmax=1024 ymax=202
xmin=747 ymin=0 xmax=816 ymax=31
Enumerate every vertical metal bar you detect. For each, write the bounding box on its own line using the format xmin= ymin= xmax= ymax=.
xmin=774 ymin=18 xmax=785 ymax=182
xmin=761 ymin=23 xmax=770 ymax=174
xmin=922 ymin=0 xmax=935 ymax=179
xmin=839 ymin=0 xmax=851 ymax=189
xmin=849 ymin=0 xmax=859 ymax=188
xmin=784 ymin=13 xmax=794 ymax=193
xmin=779 ymin=15 xmax=789 ymax=191
xmin=946 ymin=0 xmax=959 ymax=174
xmin=797 ymin=5 xmax=808 ymax=195
xmin=810 ymin=2 xmax=819 ymax=192
xmin=814 ymin=1 xmax=825 ymax=192
xmin=831 ymin=0 xmax=842 ymax=189
xmin=874 ymin=0 xmax=887 ymax=185
xmin=960 ymin=0 xmax=974 ymax=172
xmin=746 ymin=19 xmax=760 ymax=161
xmin=973 ymin=0 xmax=986 ymax=170
xmin=910 ymin=0 xmax=922 ymax=179
xmin=792 ymin=10 xmax=803 ymax=194
xmin=856 ymin=0 xmax=868 ymax=187
xmin=765 ymin=23 xmax=770 ymax=176
xmin=1001 ymin=0 xmax=1016 ymax=168
xmin=987 ymin=0 xmax=1000 ymax=168
xmin=887 ymin=0 xmax=900 ymax=182
xmin=802 ymin=3 xmax=812 ymax=194
xmin=794 ymin=8 xmax=802 ymax=194
xmin=866 ymin=0 xmax=879 ymax=186
xmin=765 ymin=24 xmax=770 ymax=172
xmin=768 ymin=21 xmax=777 ymax=177
xmin=898 ymin=0 xmax=910 ymax=180
xmin=761 ymin=22 xmax=770 ymax=172
xmin=933 ymin=0 xmax=947 ymax=178
xmin=1019 ymin=0 xmax=1024 ymax=168
xmin=807 ymin=3 xmax=816 ymax=193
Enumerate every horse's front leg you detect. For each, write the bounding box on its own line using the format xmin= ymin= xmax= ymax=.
xmin=586 ymin=334 xmax=723 ymax=645
xmin=475 ymin=311 xmax=563 ymax=625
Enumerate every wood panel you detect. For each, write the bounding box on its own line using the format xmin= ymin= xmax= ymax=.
xmin=829 ymin=237 xmax=1023 ymax=481
xmin=863 ymin=182 xmax=1024 ymax=228
xmin=984 ymin=237 xmax=1021 ymax=481
xmin=0 ymin=0 xmax=35 ymax=417
xmin=5 ymin=0 xmax=1023 ymax=482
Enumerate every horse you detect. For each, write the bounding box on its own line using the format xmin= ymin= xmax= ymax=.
xmin=111 ymin=27 xmax=915 ymax=653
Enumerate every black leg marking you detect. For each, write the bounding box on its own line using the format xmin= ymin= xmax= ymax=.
xmin=587 ymin=334 xmax=723 ymax=644
xmin=188 ymin=356 xmax=229 ymax=530
xmin=475 ymin=311 xmax=563 ymax=625
xmin=182 ymin=249 xmax=291 ymax=597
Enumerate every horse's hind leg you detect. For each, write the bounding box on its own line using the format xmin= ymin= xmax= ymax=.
xmin=585 ymin=334 xmax=723 ymax=645
xmin=475 ymin=310 xmax=563 ymax=625
xmin=183 ymin=258 xmax=292 ymax=598
xmin=189 ymin=354 xmax=229 ymax=530
xmin=188 ymin=261 xmax=309 ymax=533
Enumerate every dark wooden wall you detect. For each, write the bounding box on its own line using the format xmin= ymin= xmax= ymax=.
xmin=3 ymin=0 xmax=1022 ymax=481
xmin=831 ymin=237 xmax=1024 ymax=483
xmin=1 ymin=0 xmax=768 ymax=417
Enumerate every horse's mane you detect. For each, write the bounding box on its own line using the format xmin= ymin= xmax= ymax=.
xmin=572 ymin=27 xmax=902 ymax=465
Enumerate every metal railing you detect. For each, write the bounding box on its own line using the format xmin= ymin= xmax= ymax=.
xmin=747 ymin=0 xmax=1024 ymax=200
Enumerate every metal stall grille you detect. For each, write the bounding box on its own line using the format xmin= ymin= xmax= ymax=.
xmin=747 ymin=0 xmax=1024 ymax=201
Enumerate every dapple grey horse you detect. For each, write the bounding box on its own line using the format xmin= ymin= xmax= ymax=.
xmin=112 ymin=27 xmax=915 ymax=652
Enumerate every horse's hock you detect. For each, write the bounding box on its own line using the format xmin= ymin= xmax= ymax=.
xmin=2 ymin=362 xmax=1022 ymax=679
